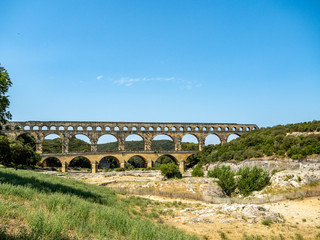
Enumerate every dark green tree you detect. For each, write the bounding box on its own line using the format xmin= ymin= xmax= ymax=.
xmin=0 ymin=64 xmax=12 ymax=126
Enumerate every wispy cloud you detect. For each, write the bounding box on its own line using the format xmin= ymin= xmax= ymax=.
xmin=97 ymin=75 xmax=103 ymax=80
xmin=113 ymin=77 xmax=201 ymax=89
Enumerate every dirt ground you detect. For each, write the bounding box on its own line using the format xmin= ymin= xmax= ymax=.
xmin=57 ymin=171 xmax=320 ymax=240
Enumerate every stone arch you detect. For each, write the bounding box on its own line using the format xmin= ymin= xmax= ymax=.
xmin=227 ymin=133 xmax=240 ymax=142
xmin=67 ymin=126 xmax=74 ymax=131
xmin=43 ymin=134 xmax=62 ymax=153
xmin=127 ymin=155 xmax=146 ymax=168
xmin=96 ymin=126 xmax=102 ymax=131
xmin=181 ymin=133 xmax=199 ymax=150
xmin=50 ymin=126 xmax=57 ymax=130
xmin=99 ymin=156 xmax=120 ymax=169
xmin=77 ymin=126 xmax=84 ymax=131
xmin=23 ymin=125 xmax=30 ymax=130
xmin=125 ymin=134 xmax=144 ymax=151
xmin=69 ymin=156 xmax=92 ymax=169
xmin=185 ymin=154 xmax=199 ymax=169
xmin=205 ymin=134 xmax=222 ymax=145
xmin=33 ymin=126 xmax=39 ymax=130
xmin=58 ymin=126 xmax=64 ymax=130
xmin=42 ymin=157 xmax=62 ymax=168
xmin=42 ymin=126 xmax=48 ymax=130
xmin=97 ymin=134 xmax=119 ymax=152
xmin=155 ymin=154 xmax=178 ymax=168
xmin=151 ymin=134 xmax=174 ymax=151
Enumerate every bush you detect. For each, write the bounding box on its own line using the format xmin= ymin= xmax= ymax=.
xmin=115 ymin=168 xmax=125 ymax=172
xmin=160 ymin=163 xmax=181 ymax=179
xmin=191 ymin=165 xmax=204 ymax=177
xmin=237 ymin=167 xmax=270 ymax=196
xmin=208 ymin=165 xmax=270 ymax=197
xmin=208 ymin=166 xmax=236 ymax=196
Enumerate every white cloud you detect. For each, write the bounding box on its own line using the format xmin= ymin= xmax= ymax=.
xmin=113 ymin=76 xmax=201 ymax=89
xmin=97 ymin=75 xmax=103 ymax=80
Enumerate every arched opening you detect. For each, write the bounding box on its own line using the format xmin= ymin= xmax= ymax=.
xmin=43 ymin=134 xmax=62 ymax=153
xmin=42 ymin=157 xmax=62 ymax=168
xmin=87 ymin=126 xmax=93 ymax=131
xmin=127 ymin=156 xmax=146 ymax=169
xmin=69 ymin=156 xmax=91 ymax=170
xmin=50 ymin=126 xmax=56 ymax=130
xmin=99 ymin=156 xmax=119 ymax=169
xmin=151 ymin=134 xmax=174 ymax=151
xmin=185 ymin=154 xmax=199 ymax=169
xmin=132 ymin=126 xmax=137 ymax=131
xmin=42 ymin=126 xmax=48 ymax=130
xmin=33 ymin=126 xmax=39 ymax=130
xmin=125 ymin=134 xmax=144 ymax=151
xmin=227 ymin=134 xmax=240 ymax=142
xmin=97 ymin=134 xmax=118 ymax=152
xmin=123 ymin=126 xmax=128 ymax=131
xmin=96 ymin=126 xmax=102 ymax=131
xmin=17 ymin=133 xmax=36 ymax=151
xmin=23 ymin=126 xmax=30 ymax=130
xmin=77 ymin=126 xmax=83 ymax=131
xmin=155 ymin=155 xmax=177 ymax=168
xmin=69 ymin=134 xmax=91 ymax=152
xmin=205 ymin=134 xmax=221 ymax=146
xmin=58 ymin=126 xmax=64 ymax=130
xmin=181 ymin=134 xmax=199 ymax=150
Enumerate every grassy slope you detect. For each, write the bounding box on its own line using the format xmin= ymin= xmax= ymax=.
xmin=194 ymin=120 xmax=320 ymax=163
xmin=0 ymin=168 xmax=198 ymax=240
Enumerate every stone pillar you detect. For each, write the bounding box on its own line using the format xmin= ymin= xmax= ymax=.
xmin=147 ymin=160 xmax=153 ymax=168
xmin=35 ymin=141 xmax=42 ymax=154
xmin=198 ymin=138 xmax=205 ymax=151
xmin=91 ymin=161 xmax=98 ymax=173
xmin=118 ymin=138 xmax=125 ymax=151
xmin=144 ymin=138 xmax=152 ymax=151
xmin=91 ymin=140 xmax=97 ymax=152
xmin=61 ymin=161 xmax=68 ymax=172
xmin=62 ymin=137 xmax=69 ymax=153
xmin=174 ymin=140 xmax=182 ymax=151
xmin=179 ymin=160 xmax=185 ymax=173
xmin=120 ymin=160 xmax=126 ymax=169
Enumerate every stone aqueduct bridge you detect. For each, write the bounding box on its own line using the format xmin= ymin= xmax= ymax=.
xmin=3 ymin=121 xmax=258 ymax=172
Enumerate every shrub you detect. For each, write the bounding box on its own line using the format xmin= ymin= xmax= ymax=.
xmin=115 ymin=168 xmax=125 ymax=172
xmin=191 ymin=165 xmax=204 ymax=177
xmin=261 ymin=218 xmax=272 ymax=226
xmin=237 ymin=167 xmax=270 ymax=196
xmin=160 ymin=163 xmax=181 ymax=179
xmin=208 ymin=166 xmax=236 ymax=196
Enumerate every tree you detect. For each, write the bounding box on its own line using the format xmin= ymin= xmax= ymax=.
xmin=0 ymin=64 xmax=12 ymax=126
xmin=160 ymin=162 xmax=182 ymax=179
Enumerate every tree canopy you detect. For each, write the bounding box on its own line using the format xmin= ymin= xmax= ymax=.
xmin=0 ymin=64 xmax=12 ymax=126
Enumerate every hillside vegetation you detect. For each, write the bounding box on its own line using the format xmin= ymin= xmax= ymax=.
xmin=193 ymin=121 xmax=320 ymax=164
xmin=0 ymin=168 xmax=198 ymax=240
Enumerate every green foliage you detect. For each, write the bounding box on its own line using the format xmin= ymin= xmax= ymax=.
xmin=0 ymin=168 xmax=198 ymax=240
xmin=208 ymin=166 xmax=270 ymax=196
xmin=69 ymin=137 xmax=90 ymax=152
xmin=193 ymin=121 xmax=320 ymax=164
xmin=160 ymin=163 xmax=182 ymax=179
xmin=208 ymin=166 xmax=236 ymax=196
xmin=181 ymin=142 xmax=198 ymax=151
xmin=0 ymin=135 xmax=40 ymax=168
xmin=191 ymin=165 xmax=204 ymax=177
xmin=237 ymin=167 xmax=270 ymax=196
xmin=69 ymin=157 xmax=91 ymax=168
xmin=0 ymin=64 xmax=12 ymax=126
xmin=43 ymin=138 xmax=62 ymax=153
xmin=128 ymin=156 xmax=145 ymax=168
xmin=155 ymin=155 xmax=176 ymax=168
xmin=261 ymin=218 xmax=272 ymax=226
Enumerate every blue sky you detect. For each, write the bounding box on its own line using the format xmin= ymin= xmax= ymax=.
xmin=1 ymin=0 xmax=319 ymax=128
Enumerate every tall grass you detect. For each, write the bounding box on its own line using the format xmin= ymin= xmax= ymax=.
xmin=0 ymin=168 xmax=198 ymax=240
